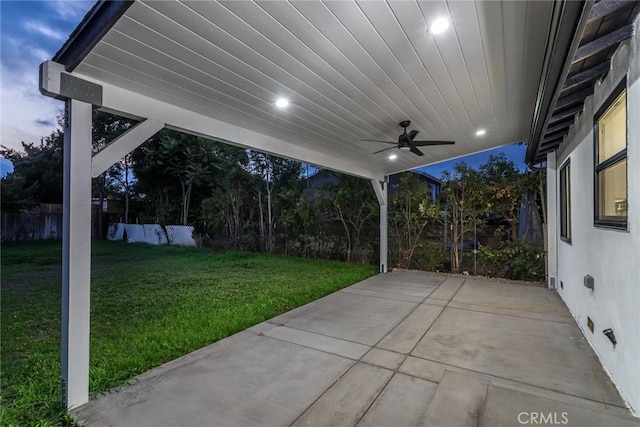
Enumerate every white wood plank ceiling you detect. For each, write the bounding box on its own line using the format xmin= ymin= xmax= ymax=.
xmin=72 ymin=0 xmax=554 ymax=177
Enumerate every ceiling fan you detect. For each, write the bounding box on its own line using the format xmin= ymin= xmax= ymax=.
xmin=361 ymin=120 xmax=455 ymax=156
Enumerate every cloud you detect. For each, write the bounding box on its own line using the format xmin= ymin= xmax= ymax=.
xmin=47 ymin=0 xmax=93 ymax=22
xmin=1 ymin=62 xmax=63 ymax=150
xmin=35 ymin=118 xmax=55 ymax=127
xmin=23 ymin=20 xmax=66 ymax=41
xmin=0 ymin=1 xmax=92 ymax=151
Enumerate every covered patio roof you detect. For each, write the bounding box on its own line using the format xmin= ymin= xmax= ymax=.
xmin=39 ymin=0 xmax=595 ymax=411
xmin=47 ymin=0 xmax=560 ymax=179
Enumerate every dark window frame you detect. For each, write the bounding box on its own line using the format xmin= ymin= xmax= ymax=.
xmin=560 ymin=159 xmax=571 ymax=243
xmin=593 ymin=79 xmax=628 ymax=230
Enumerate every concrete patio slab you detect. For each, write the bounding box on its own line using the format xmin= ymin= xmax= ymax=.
xmin=421 ymin=371 xmax=488 ymax=427
xmin=291 ymin=363 xmax=392 ymax=427
xmin=411 ymin=306 xmax=624 ymax=405
xmin=427 ymin=277 xmax=465 ymax=301
xmin=358 ymin=373 xmax=437 ymax=427
xmin=452 ymin=279 xmax=570 ymax=315
xmin=377 ymin=304 xmax=444 ymax=354
xmin=447 ymin=300 xmax=575 ymax=324
xmin=422 ymin=298 xmax=448 ymax=307
xmin=399 ymin=356 xmax=448 ymax=383
xmin=351 ymin=272 xmax=443 ymax=298
xmin=340 ymin=287 xmax=424 ymax=303
xmin=271 ymin=290 xmax=417 ymax=346
xmin=481 ymin=384 xmax=640 ymax=427
xmin=74 ymin=271 xmax=638 ymax=426
xmin=75 ymin=334 xmax=353 ymax=427
xmin=263 ymin=325 xmax=370 ymax=360
xmin=400 ymin=356 xmax=632 ymax=417
xmin=361 ymin=348 xmax=406 ymax=371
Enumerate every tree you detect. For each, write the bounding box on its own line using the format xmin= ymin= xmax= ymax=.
xmin=1 ymin=125 xmax=64 ymax=209
xmin=201 ymin=143 xmax=253 ymax=249
xmin=91 ymin=111 xmax=137 ymax=233
xmin=249 ymin=152 xmax=302 ymax=252
xmin=319 ymin=174 xmax=378 ymax=262
xmin=389 ymin=173 xmax=442 ymax=269
xmin=480 ymin=154 xmax=527 ymax=241
xmin=132 ymin=131 xmax=218 ymax=225
xmin=441 ymin=163 xmax=487 ymax=273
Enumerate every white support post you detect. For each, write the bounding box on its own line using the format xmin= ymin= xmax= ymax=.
xmin=372 ymin=178 xmax=388 ymax=273
xmin=546 ymin=152 xmax=558 ymax=290
xmin=61 ymin=98 xmax=92 ymax=409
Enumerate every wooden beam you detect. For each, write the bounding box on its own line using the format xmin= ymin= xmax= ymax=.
xmin=573 ymin=24 xmax=634 ymax=63
xmin=539 ymin=145 xmax=559 ymax=155
xmin=562 ymin=61 xmax=611 ymax=91
xmin=588 ymin=0 xmax=632 ymax=23
xmin=543 ymin=134 xmax=566 ymax=145
xmin=549 ymin=104 xmax=584 ymax=124
xmin=546 ymin=119 xmax=574 ymax=134
xmin=544 ymin=127 xmax=570 ymax=140
xmin=555 ymin=86 xmax=595 ymax=109
xmin=92 ymin=119 xmax=164 ymax=178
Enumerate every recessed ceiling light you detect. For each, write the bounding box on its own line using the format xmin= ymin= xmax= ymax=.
xmin=429 ymin=17 xmax=450 ymax=35
xmin=389 ymin=153 xmax=398 ymax=160
xmin=475 ymin=129 xmax=487 ymax=136
xmin=275 ymin=98 xmax=289 ymax=108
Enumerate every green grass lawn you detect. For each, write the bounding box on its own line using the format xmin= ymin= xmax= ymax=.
xmin=0 ymin=241 xmax=376 ymax=426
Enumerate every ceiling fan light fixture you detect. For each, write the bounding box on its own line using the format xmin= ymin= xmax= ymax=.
xmin=429 ymin=17 xmax=450 ymax=35
xmin=399 ymin=145 xmax=411 ymax=151
xmin=275 ymin=98 xmax=289 ymax=108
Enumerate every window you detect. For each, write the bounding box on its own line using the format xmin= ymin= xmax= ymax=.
xmin=594 ymin=81 xmax=627 ymax=229
xmin=560 ymin=160 xmax=571 ymax=241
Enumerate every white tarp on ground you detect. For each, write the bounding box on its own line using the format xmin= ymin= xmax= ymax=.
xmin=107 ymin=223 xmax=125 ymax=241
xmin=123 ymin=224 xmax=146 ymax=243
xmin=143 ymin=224 xmax=168 ymax=245
xmin=165 ymin=225 xmax=196 ymax=246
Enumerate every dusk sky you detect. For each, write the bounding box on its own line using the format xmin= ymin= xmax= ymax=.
xmin=0 ymin=0 xmax=526 ymax=179
xmin=1 ymin=1 xmax=93 ymax=152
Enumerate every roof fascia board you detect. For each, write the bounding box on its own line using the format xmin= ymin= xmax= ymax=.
xmin=53 ymin=0 xmax=133 ymax=72
xmin=526 ymin=0 xmax=594 ymax=165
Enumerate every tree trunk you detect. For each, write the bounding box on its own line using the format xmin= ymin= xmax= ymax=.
xmin=124 ymin=157 xmax=130 ymax=224
xmin=338 ymin=210 xmax=351 ymax=262
xmin=96 ymin=174 xmax=106 ymax=238
xmin=267 ymin=188 xmax=273 ymax=253
xmin=258 ymin=191 xmax=265 ymax=251
xmin=452 ymin=204 xmax=460 ymax=273
xmin=231 ymin=187 xmax=241 ymax=249
xmin=184 ymin=183 xmax=192 ymax=226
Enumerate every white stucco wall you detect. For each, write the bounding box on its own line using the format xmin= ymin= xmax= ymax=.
xmin=552 ymin=14 xmax=640 ymax=413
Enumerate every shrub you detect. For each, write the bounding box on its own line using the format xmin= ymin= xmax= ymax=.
xmin=478 ymin=241 xmax=544 ymax=281
xmin=411 ymin=241 xmax=449 ymax=271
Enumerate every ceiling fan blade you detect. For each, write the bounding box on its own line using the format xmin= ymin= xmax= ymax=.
xmin=360 ymin=139 xmax=396 ymax=145
xmin=409 ymin=146 xmax=424 ymax=156
xmin=408 ymin=130 xmax=419 ymax=140
xmin=373 ymin=146 xmax=397 ymax=155
xmin=411 ymin=140 xmax=456 ymax=146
